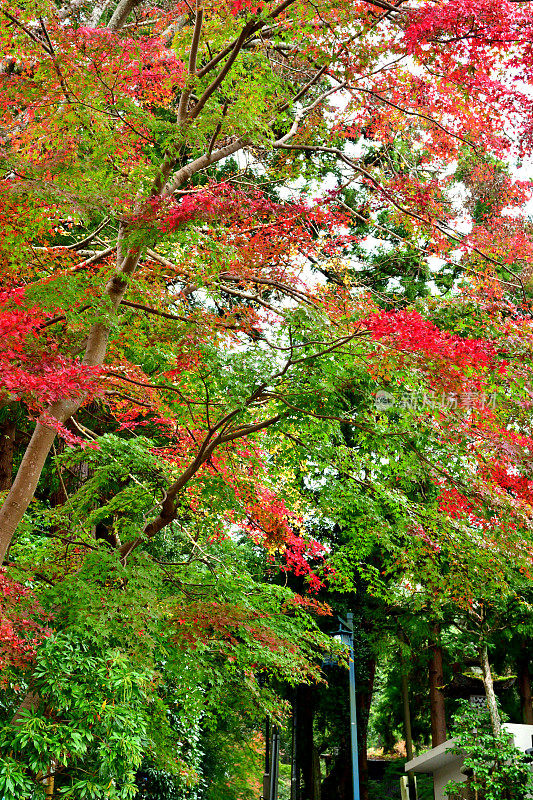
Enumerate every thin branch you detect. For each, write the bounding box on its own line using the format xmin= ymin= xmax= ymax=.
xmin=118 ymin=411 xmax=285 ymax=560
xmin=289 ymin=332 xmax=368 ymax=367
xmin=39 ymin=305 xmax=90 ymax=329
xmin=121 ymin=299 xmax=192 ymax=323
xmin=70 ymin=246 xmax=115 ymax=273
xmin=207 ymin=102 xmax=228 ymax=155
xmin=273 ymin=82 xmax=346 ymax=146
xmin=1 ymin=10 xmax=53 ymax=54
xmin=274 ymin=141 xmax=431 ymax=227
xmin=105 ymin=371 xmax=202 ymax=400
xmin=212 ymin=281 xmax=283 ymax=315
xmin=146 ymin=248 xmax=186 ymax=272
xmin=275 ymin=61 xmax=331 ymax=116
xmin=359 ymin=0 xmax=405 ymax=13
xmin=352 ymin=86 xmax=479 ymax=153
xmin=218 ymin=413 xmax=285 ymax=443
xmin=219 ymin=271 xmax=315 ymax=305
xmin=195 ymin=0 xmax=297 ymax=78
xmin=67 ymin=218 xmax=111 ymax=250
xmin=177 ymin=1 xmax=204 ymax=122
xmin=196 ymin=0 xmax=296 ymax=78
xmin=189 ymin=20 xmax=256 ymax=121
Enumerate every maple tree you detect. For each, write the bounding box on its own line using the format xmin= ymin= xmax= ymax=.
xmin=2 ymin=0 xmax=533 ymax=795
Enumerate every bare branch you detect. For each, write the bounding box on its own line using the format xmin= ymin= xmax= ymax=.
xmin=121 ymin=299 xmax=192 ymax=323
xmin=177 ymin=1 xmax=205 ymax=123
xmin=162 ymin=137 xmax=248 ymax=195
xmin=189 ymin=20 xmax=256 ymax=121
xmin=107 ymin=0 xmax=144 ymax=32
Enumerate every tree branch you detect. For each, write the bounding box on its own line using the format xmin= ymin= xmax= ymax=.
xmin=107 ymin=0 xmax=144 ymax=32
xmin=162 ymin=137 xmax=248 ymax=195
xmin=352 ymin=86 xmax=479 ymax=153
xmin=177 ymin=1 xmax=204 ymax=123
xmin=121 ymin=299 xmax=191 ymax=323
xmin=189 ymin=20 xmax=256 ymax=121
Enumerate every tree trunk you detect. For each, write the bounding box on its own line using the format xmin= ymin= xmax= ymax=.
xmin=320 ymin=738 xmax=352 ymax=800
xmin=297 ymin=684 xmax=317 ymax=800
xmin=0 ymin=415 xmax=16 ymax=491
xmin=518 ymin=646 xmax=533 ymax=725
xmin=400 ymin=660 xmax=417 ymax=800
xmin=401 ymin=665 xmax=414 ymax=762
xmin=11 ymin=690 xmax=40 ymax=725
xmin=107 ymin=0 xmax=144 ymax=31
xmin=357 ymin=658 xmax=376 ymax=800
xmin=0 ymin=416 xmax=65 ymax=563
xmin=0 ymin=253 xmax=140 ymax=565
xmin=312 ymin=747 xmax=321 ymax=800
xmin=429 ymin=623 xmax=447 ymax=746
xmin=480 ymin=643 xmax=501 ymax=736
xmin=291 ymin=691 xmax=299 ymax=800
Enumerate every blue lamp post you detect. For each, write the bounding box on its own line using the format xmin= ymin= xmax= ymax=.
xmin=331 ymin=612 xmax=361 ymax=800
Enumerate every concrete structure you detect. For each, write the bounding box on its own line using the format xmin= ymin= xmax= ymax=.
xmin=404 ymin=724 xmax=533 ymax=800
xmin=404 ymin=739 xmax=466 ymax=799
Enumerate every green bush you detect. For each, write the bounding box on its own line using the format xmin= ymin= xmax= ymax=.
xmin=446 ymin=701 xmax=533 ymax=800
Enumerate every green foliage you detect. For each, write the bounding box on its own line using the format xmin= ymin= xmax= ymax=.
xmin=367 ymin=760 xmax=433 ymax=800
xmin=1 ymin=533 xmax=335 ymax=798
xmin=0 ymin=634 xmax=153 ymax=799
xmin=4 ymin=0 xmax=533 ymax=796
xmin=446 ymin=701 xmax=533 ymax=800
xmin=368 ymin=647 xmax=432 ymax=754
xmin=201 ymin=723 xmax=263 ymax=800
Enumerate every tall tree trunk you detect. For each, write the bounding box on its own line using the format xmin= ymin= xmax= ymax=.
xmin=320 ymin=738 xmax=352 ymax=800
xmin=291 ymin=692 xmax=299 ymax=800
xmin=0 ymin=252 xmax=140 ymax=565
xmin=518 ymin=646 xmax=533 ymax=725
xmin=357 ymin=658 xmax=376 ymax=800
xmin=400 ymin=657 xmax=417 ymax=800
xmin=0 ymin=415 xmax=16 ymax=491
xmin=401 ymin=665 xmax=414 ymax=762
xmin=312 ymin=747 xmax=321 ymax=800
xmin=480 ymin=643 xmax=501 ymax=736
xmin=429 ymin=623 xmax=447 ymax=746
xmin=297 ymin=684 xmax=317 ymax=800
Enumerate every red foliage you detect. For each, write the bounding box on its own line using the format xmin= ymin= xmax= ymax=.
xmin=365 ymin=309 xmax=507 ymax=391
xmin=172 ymin=600 xmax=297 ymax=655
xmin=366 ymin=310 xmax=500 ymax=371
xmin=241 ymin=485 xmax=327 ymax=591
xmin=0 ymin=289 xmax=100 ymax=410
xmin=0 ymin=570 xmax=51 ymax=680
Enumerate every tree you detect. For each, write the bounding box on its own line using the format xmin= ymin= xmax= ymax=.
xmin=3 ymin=0 xmax=533 ymax=795
xmin=446 ymin=701 xmax=533 ymax=800
xmin=3 ymin=0 xmax=533 ymax=560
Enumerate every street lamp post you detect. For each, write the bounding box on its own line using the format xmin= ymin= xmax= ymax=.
xmin=332 ymin=613 xmax=361 ymax=800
